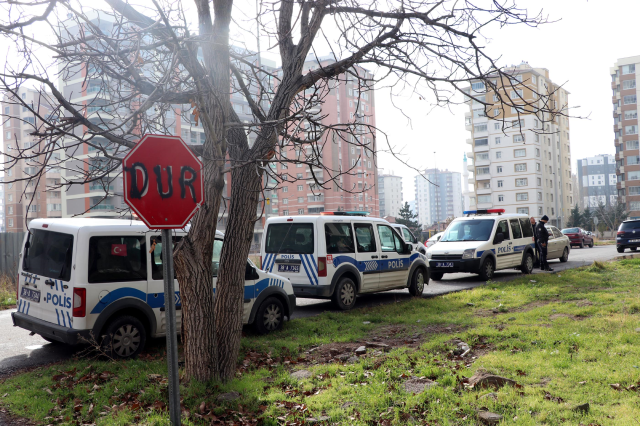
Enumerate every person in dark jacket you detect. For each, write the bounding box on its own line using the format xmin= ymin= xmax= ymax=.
xmin=535 ymin=216 xmax=553 ymax=271
xmin=530 ymin=217 xmax=540 ymax=267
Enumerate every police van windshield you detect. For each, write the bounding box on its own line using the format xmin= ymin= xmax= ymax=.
xmin=440 ymin=219 xmax=495 ymax=242
xmin=265 ymin=223 xmax=314 ymax=254
xmin=22 ymin=229 xmax=74 ymax=281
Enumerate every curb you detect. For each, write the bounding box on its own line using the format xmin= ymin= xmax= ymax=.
xmin=615 ymin=253 xmax=640 ymax=260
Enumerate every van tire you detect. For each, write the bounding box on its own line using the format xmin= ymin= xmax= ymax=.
xmin=253 ymin=297 xmax=284 ymax=334
xmin=520 ymin=252 xmax=534 ymax=274
xmin=430 ymin=272 xmax=444 ymax=281
xmin=101 ymin=315 xmax=147 ymax=359
xmin=479 ymin=258 xmax=495 ymax=281
xmin=332 ymin=277 xmax=357 ymax=310
xmin=409 ymin=268 xmax=426 ymax=297
xmin=617 ymin=247 xmax=625 ymax=253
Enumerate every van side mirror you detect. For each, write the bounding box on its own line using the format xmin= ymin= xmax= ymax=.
xmin=245 ymin=262 xmax=259 ymax=280
xmin=404 ymin=243 xmax=412 ymax=254
xmin=493 ymin=233 xmax=504 ymax=244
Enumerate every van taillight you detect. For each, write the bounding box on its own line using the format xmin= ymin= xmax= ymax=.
xmin=318 ymin=257 xmax=327 ymax=277
xmin=73 ymin=288 xmax=86 ymax=317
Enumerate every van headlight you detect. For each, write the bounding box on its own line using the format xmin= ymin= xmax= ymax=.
xmin=462 ymin=249 xmax=476 ymax=259
xmin=426 ymin=251 xmax=432 ymax=259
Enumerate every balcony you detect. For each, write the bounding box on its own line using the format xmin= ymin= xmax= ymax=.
xmin=466 ymin=151 xmax=474 ymax=159
xmin=477 ymin=202 xmax=493 ymax=209
xmin=466 ymin=138 xmax=473 ymax=145
xmin=476 ymin=187 xmax=491 ymax=195
xmin=466 ymin=164 xmax=474 ymax=172
xmin=619 ymin=166 xmax=625 ymax=174
xmin=475 ymin=158 xmax=490 ymax=166
xmin=468 ymin=177 xmax=475 ymax=185
xmin=474 ymin=143 xmax=490 ymax=152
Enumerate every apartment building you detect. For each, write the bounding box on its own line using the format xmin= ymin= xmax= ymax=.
xmin=415 ymin=168 xmax=463 ymax=227
xmin=272 ymin=57 xmax=379 ymax=217
xmin=576 ymin=155 xmax=616 ymax=208
xmin=465 ymin=62 xmax=573 ymax=227
xmin=611 ymin=56 xmax=640 ymax=219
xmin=0 ymin=177 xmax=4 ymax=232
xmin=378 ymin=172 xmax=403 ymax=217
xmin=2 ymin=88 xmax=60 ymax=233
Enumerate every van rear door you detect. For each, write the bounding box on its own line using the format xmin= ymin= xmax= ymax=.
xmin=263 ymin=222 xmax=316 ymax=286
xmin=18 ymin=228 xmax=76 ymax=327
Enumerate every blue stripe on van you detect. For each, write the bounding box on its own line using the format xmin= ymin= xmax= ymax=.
xmin=299 ymin=254 xmax=316 ymax=285
xmin=26 ymin=302 xmax=30 ymax=315
xmin=55 ymin=309 xmax=60 ymax=326
xmin=306 ymin=254 xmax=318 ymax=285
xmin=66 ymin=311 xmax=72 ymax=328
xmin=268 ymin=254 xmax=276 ymax=272
xmin=90 ymin=288 xmax=146 ymax=314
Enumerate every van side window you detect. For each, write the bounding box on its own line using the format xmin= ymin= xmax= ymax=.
xmin=88 ymin=236 xmax=146 ymax=283
xmin=496 ymin=220 xmax=510 ymax=240
xmin=519 ymin=218 xmax=534 ymax=238
xmin=509 ymin=219 xmax=523 ymax=239
xmin=377 ymin=225 xmax=403 ymax=252
xmin=354 ymin=223 xmax=376 ymax=252
xmin=151 ymin=235 xmax=182 ymax=280
xmin=324 ymin=223 xmax=354 ymax=254
xmin=401 ymin=228 xmax=415 ymax=243
xmin=212 ymin=239 xmax=223 ymax=276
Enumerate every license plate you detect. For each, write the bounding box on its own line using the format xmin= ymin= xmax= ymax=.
xmin=278 ymin=264 xmax=300 ymax=273
xmin=20 ymin=287 xmax=41 ymax=303
xmin=630 ymin=239 xmax=640 ymax=243
xmin=436 ymin=262 xmax=454 ymax=268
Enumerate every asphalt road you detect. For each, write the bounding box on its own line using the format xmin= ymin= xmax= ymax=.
xmin=0 ymin=244 xmax=619 ymax=378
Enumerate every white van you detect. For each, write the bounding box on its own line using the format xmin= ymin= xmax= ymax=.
xmin=426 ymin=209 xmax=536 ymax=281
xmin=12 ymin=218 xmax=295 ymax=359
xmin=261 ymin=212 xmax=429 ymax=310
xmin=391 ymin=224 xmax=426 ymax=255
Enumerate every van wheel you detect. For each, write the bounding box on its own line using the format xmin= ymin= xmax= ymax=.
xmin=617 ymin=247 xmax=625 ymax=253
xmin=332 ymin=277 xmax=357 ymax=310
xmin=479 ymin=259 xmax=495 ymax=281
xmin=559 ymin=247 xmax=569 ymax=263
xmin=409 ymin=268 xmax=426 ymax=297
xmin=253 ymin=297 xmax=284 ymax=334
xmin=521 ymin=252 xmax=534 ymax=274
xmin=101 ymin=316 xmax=146 ymax=359
xmin=430 ymin=272 xmax=444 ymax=281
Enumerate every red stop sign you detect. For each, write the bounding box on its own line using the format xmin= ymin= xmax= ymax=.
xmin=123 ymin=134 xmax=204 ymax=229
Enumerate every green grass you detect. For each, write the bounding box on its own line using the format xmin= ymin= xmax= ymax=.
xmin=594 ymin=239 xmax=615 ymax=246
xmin=0 ymin=274 xmax=17 ymax=309
xmin=2 ymin=260 xmax=640 ymax=425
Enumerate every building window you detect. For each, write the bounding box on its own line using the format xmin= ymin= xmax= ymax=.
xmin=471 ymin=82 xmax=485 ymax=91
xmin=477 ymin=195 xmax=491 ymax=203
xmin=515 ymin=163 xmax=527 ymax=172
xmin=496 ymin=151 xmax=502 ymax=159
xmin=624 ymin=95 xmax=637 ymax=105
xmin=514 ymin=148 xmax=526 ymax=157
xmin=495 ymin=137 xmax=501 ymax=145
xmin=623 ymin=64 xmax=636 ymax=75
xmin=536 ymin=162 xmax=541 ymax=171
xmin=298 ymin=197 xmax=304 ymax=203
xmin=498 ymin=195 xmax=504 ymax=202
xmin=474 ymin=124 xmax=487 ymax=132
xmin=535 ymin=148 xmax=540 ymax=157
xmin=623 ymin=80 xmax=636 ymax=90
xmin=626 ymin=125 xmax=638 ymax=135
xmin=298 ymin=209 xmax=304 ymax=214
xmin=516 ymin=192 xmax=529 ymax=201
xmin=282 ymin=187 xmax=288 ymax=193
xmin=537 ymin=192 xmax=543 ymax=201
xmin=8 ymin=219 xmax=13 ymax=227
xmin=511 ymin=119 xmax=524 ymax=128
xmin=625 ymin=110 xmax=638 ymax=120
xmin=497 ymin=180 xmax=503 ymax=188
xmin=626 ymin=140 xmax=639 ymax=150
xmin=297 ymin=185 xmax=303 ymax=191
xmin=514 ymin=134 xmax=525 ymax=143
xmin=517 ymin=207 xmax=529 ymax=214
xmin=496 ymin=166 xmax=503 ymax=173
xmin=476 ymin=152 xmax=489 ymax=161
xmin=475 ymin=138 xmax=488 ymax=146
xmin=493 ymin=109 xmax=499 ymax=117
xmin=282 ymin=198 xmax=288 ymax=204
xmin=515 ymin=178 xmax=528 ymax=187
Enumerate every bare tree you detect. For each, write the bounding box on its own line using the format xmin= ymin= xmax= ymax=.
xmin=0 ymin=0 xmax=562 ymax=382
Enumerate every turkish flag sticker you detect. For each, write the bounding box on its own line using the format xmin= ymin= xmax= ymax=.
xmin=111 ymin=244 xmax=127 ymax=256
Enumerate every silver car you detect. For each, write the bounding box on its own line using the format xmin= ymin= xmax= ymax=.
xmin=544 ymin=225 xmax=570 ymax=263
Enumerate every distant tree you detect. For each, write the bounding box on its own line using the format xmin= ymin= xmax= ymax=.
xmin=396 ymin=202 xmax=422 ymax=238
xmin=567 ymin=205 xmax=581 ymax=227
xmin=581 ymin=207 xmax=593 ymax=231
xmin=595 ymin=200 xmax=627 ymax=233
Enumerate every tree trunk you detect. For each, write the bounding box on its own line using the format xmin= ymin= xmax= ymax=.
xmin=214 ymin=148 xmax=264 ymax=381
xmin=174 ymin=163 xmax=225 ymax=382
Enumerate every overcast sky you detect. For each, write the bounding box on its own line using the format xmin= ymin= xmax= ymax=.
xmin=376 ymin=0 xmax=639 ymax=203
xmin=2 ymin=0 xmax=637 ymax=207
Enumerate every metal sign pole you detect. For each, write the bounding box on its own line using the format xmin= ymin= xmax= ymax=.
xmin=161 ymin=228 xmax=181 ymax=425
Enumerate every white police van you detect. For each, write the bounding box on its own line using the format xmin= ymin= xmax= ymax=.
xmin=391 ymin=224 xmax=426 ymax=255
xmin=261 ymin=212 xmax=429 ymax=310
xmin=12 ymin=218 xmax=295 ymax=359
xmin=426 ymin=209 xmax=536 ymax=281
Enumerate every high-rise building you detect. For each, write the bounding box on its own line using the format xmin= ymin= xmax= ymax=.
xmin=2 ymin=88 xmax=60 ymax=232
xmin=273 ymin=58 xmax=378 ymax=217
xmin=0 ymin=177 xmax=5 ymax=232
xmin=465 ymin=62 xmax=572 ymax=227
xmin=576 ymin=155 xmax=616 ymax=208
xmin=611 ymin=56 xmax=640 ymax=219
xmin=462 ymin=153 xmax=471 ymax=210
xmin=414 ymin=168 xmax=463 ymax=227
xmin=378 ymin=172 xmax=403 ymax=217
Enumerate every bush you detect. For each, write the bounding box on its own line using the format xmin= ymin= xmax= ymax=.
xmin=0 ymin=273 xmax=17 ymax=308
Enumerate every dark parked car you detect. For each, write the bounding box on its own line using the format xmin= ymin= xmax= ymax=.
xmin=561 ymin=227 xmax=594 ymax=248
xmin=616 ymin=219 xmax=640 ymax=253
